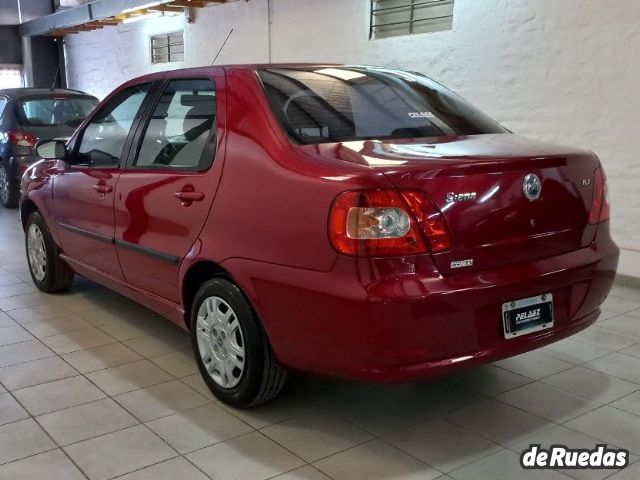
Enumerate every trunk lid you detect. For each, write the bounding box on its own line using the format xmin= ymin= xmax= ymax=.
xmin=305 ymin=134 xmax=599 ymax=275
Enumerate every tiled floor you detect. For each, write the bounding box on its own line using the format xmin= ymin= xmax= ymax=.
xmin=1 ymin=206 xmax=640 ymax=480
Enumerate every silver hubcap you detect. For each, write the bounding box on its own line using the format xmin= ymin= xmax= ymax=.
xmin=0 ymin=167 xmax=8 ymax=204
xmin=27 ymin=224 xmax=47 ymax=282
xmin=196 ymin=296 xmax=245 ymax=389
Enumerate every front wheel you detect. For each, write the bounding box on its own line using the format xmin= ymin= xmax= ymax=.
xmin=25 ymin=212 xmax=75 ymax=292
xmin=191 ymin=278 xmax=287 ymax=407
xmin=0 ymin=164 xmax=18 ymax=208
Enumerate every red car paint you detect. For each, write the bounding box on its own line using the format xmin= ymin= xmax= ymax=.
xmin=21 ymin=65 xmax=619 ymax=382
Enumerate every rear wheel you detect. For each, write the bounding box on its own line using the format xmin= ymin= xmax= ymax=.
xmin=0 ymin=163 xmax=18 ymax=209
xmin=191 ymin=278 xmax=287 ymax=407
xmin=25 ymin=212 xmax=75 ymax=292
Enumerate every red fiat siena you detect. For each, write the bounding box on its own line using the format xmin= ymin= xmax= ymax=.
xmin=21 ymin=65 xmax=619 ymax=407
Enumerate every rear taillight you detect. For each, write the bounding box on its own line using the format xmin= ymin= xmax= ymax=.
xmin=8 ymin=131 xmax=37 ymax=148
xmin=329 ymin=189 xmax=451 ymax=256
xmin=589 ymin=167 xmax=610 ymax=224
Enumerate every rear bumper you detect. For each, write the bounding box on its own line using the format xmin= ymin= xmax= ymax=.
xmin=224 ymin=230 xmax=619 ymax=382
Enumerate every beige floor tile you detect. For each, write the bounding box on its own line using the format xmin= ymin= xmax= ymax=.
xmin=450 ymin=364 xmax=533 ymax=396
xmin=0 ymin=324 xmax=34 ymax=346
xmin=0 ymin=339 xmax=54 ymax=368
xmin=0 ymin=392 xmax=29 ymax=426
xmin=493 ymin=350 xmax=573 ymax=379
xmin=610 ymin=390 xmax=640 ymax=417
xmin=385 ymin=418 xmax=501 ymax=473
xmin=449 ymin=448 xmax=567 ymax=480
xmin=601 ymin=315 xmax=640 ymax=337
xmin=573 ymin=325 xmax=639 ymax=351
xmin=224 ymin=392 xmax=316 ymax=429
xmin=8 ymin=303 xmax=75 ymax=323
xmin=566 ymin=406 xmax=640 ymax=455
xmin=621 ymin=342 xmax=640 ymax=358
xmin=610 ymin=286 xmax=640 ymax=301
xmin=180 ymin=373 xmax=217 ymax=401
xmin=147 ymin=402 xmax=253 ymax=453
xmin=0 ymin=418 xmax=56 ymax=464
xmin=116 ymin=457 xmax=210 ymax=480
xmin=262 ymin=411 xmax=372 ymax=462
xmin=151 ymin=349 xmax=198 ymax=378
xmin=64 ymin=424 xmax=176 ymax=480
xmin=41 ymin=326 xmax=118 ymax=354
xmin=37 ymin=398 xmax=138 ymax=445
xmin=606 ymin=461 xmax=640 ymax=480
xmin=0 ymin=283 xmax=38 ymax=300
xmin=445 ymin=398 xmax=552 ymax=447
xmin=124 ymin=332 xmax=191 ymax=358
xmin=586 ymin=352 xmax=640 ymax=384
xmin=0 ymin=449 xmax=85 ymax=480
xmin=98 ymin=317 xmax=163 ymax=341
xmin=0 ymin=312 xmax=16 ymax=328
xmin=542 ymin=366 xmax=640 ymax=403
xmin=315 ymin=439 xmax=439 ymax=480
xmin=77 ymin=308 xmax=123 ymax=327
xmin=273 ymin=466 xmax=332 ymax=480
xmin=539 ymin=338 xmax=611 ymax=364
xmin=0 ymin=273 xmax=22 ymax=287
xmin=0 ymin=292 xmax=57 ymax=311
xmin=114 ymin=380 xmax=209 ymax=422
xmin=497 ymin=382 xmax=601 ymax=423
xmin=186 ymin=431 xmax=304 ymax=480
xmin=602 ymin=296 xmax=640 ymax=315
xmin=0 ymin=356 xmax=77 ymax=391
xmin=13 ymin=375 xmax=106 ymax=415
xmin=21 ymin=315 xmax=93 ymax=338
xmin=62 ymin=342 xmax=142 ymax=373
xmin=85 ymin=359 xmax=174 ymax=396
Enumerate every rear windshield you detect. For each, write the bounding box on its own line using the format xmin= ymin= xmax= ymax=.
xmin=16 ymin=96 xmax=98 ymax=128
xmin=258 ymin=67 xmax=507 ymax=144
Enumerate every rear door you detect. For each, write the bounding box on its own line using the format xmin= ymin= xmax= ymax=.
xmin=114 ymin=70 xmax=225 ymax=302
xmin=53 ymin=83 xmax=154 ymax=278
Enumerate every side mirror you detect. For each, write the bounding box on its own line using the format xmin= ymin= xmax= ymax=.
xmin=36 ymin=140 xmax=68 ymax=160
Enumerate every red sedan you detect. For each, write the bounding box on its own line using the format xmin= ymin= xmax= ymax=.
xmin=21 ymin=65 xmax=619 ymax=407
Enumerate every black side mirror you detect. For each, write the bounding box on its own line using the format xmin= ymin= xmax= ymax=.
xmin=35 ymin=140 xmax=68 ymax=160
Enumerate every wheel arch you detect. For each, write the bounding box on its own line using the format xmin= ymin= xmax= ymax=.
xmin=181 ymin=260 xmax=232 ymax=330
xmin=20 ymin=198 xmax=38 ymax=230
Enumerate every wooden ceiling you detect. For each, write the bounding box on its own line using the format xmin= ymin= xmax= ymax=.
xmin=47 ymin=0 xmax=225 ymax=36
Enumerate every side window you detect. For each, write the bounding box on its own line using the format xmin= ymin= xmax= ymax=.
xmin=134 ymin=78 xmax=216 ymax=170
xmin=76 ymin=84 xmax=150 ymax=167
xmin=0 ymin=98 xmax=7 ymax=120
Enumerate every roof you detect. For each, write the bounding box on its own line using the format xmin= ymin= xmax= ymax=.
xmin=0 ymin=88 xmax=97 ymax=100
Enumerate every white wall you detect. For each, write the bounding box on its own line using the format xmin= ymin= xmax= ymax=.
xmin=64 ymin=0 xmax=640 ymax=278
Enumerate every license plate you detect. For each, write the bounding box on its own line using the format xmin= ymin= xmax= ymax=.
xmin=502 ymin=294 xmax=553 ymax=338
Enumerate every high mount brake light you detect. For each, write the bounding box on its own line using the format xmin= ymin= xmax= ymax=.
xmin=329 ymin=189 xmax=451 ymax=256
xmin=589 ymin=167 xmax=610 ymax=224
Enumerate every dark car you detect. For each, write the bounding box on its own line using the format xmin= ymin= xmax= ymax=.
xmin=0 ymin=88 xmax=98 ymax=208
xmin=21 ymin=65 xmax=618 ymax=407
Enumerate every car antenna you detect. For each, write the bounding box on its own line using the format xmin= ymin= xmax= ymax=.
xmin=211 ymin=28 xmax=234 ymax=65
xmin=50 ymin=63 xmax=61 ymax=91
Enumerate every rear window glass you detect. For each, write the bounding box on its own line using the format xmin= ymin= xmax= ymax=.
xmin=17 ymin=96 xmax=98 ymax=128
xmin=257 ymin=67 xmax=506 ymax=144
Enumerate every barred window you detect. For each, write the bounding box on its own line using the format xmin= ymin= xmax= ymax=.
xmin=150 ymin=31 xmax=184 ymax=64
xmin=370 ymin=0 xmax=454 ymax=39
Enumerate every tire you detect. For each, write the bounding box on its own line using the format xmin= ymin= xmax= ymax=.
xmin=0 ymin=163 xmax=18 ymax=209
xmin=191 ymin=278 xmax=287 ymax=408
xmin=25 ymin=212 xmax=75 ymax=293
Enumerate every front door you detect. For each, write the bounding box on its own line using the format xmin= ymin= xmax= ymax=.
xmin=54 ymin=83 xmax=152 ymax=279
xmin=115 ymin=73 xmax=224 ymax=302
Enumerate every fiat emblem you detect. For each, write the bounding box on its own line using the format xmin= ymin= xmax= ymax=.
xmin=523 ymin=173 xmax=542 ymax=201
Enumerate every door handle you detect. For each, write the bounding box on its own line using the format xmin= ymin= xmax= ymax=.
xmin=93 ymin=183 xmax=112 ymax=194
xmin=175 ymin=186 xmax=205 ymax=207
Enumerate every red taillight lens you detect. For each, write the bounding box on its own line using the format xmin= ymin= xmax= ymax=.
xmin=589 ymin=167 xmax=610 ymax=224
xmin=8 ymin=131 xmax=37 ymax=148
xmin=329 ymin=189 xmax=451 ymax=256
